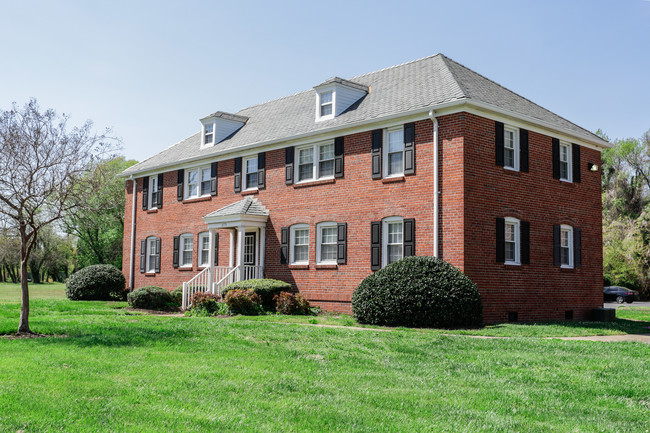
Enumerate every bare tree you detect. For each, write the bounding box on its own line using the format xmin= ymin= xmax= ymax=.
xmin=0 ymin=99 xmax=118 ymax=334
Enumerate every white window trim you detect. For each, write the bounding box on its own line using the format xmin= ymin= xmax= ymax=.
xmin=559 ymin=141 xmax=572 ymax=182
xmin=185 ymin=166 xmax=211 ymax=199
xmin=504 ymin=217 xmax=520 ymax=266
xmin=294 ymin=140 xmax=335 ymax=184
xmin=290 ymin=224 xmax=310 ymax=265
xmin=198 ymin=232 xmax=210 ymax=268
xmin=148 ymin=175 xmax=159 ymax=210
xmin=179 ymin=233 xmax=193 ymax=268
xmin=203 ymin=123 xmax=214 ymax=147
xmin=243 ymin=155 xmax=259 ymax=191
xmin=383 ymin=126 xmax=405 ymax=179
xmin=560 ymin=224 xmax=574 ymax=269
xmin=503 ymin=126 xmax=520 ymax=171
xmin=316 ymin=89 xmax=335 ymax=122
xmin=316 ymin=222 xmax=338 ymax=264
xmin=146 ymin=236 xmax=158 ymax=274
xmin=382 ymin=216 xmax=404 ymax=268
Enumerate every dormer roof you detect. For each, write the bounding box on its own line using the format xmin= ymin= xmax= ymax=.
xmin=313 ymin=77 xmax=369 ymax=93
xmin=200 ymin=111 xmax=249 ymax=124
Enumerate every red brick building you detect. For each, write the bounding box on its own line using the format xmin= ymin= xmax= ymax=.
xmin=120 ymin=54 xmax=609 ymax=322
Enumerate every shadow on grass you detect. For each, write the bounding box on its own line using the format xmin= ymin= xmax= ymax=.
xmin=473 ymin=318 xmax=650 ymax=335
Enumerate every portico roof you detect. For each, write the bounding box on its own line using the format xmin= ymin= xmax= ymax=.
xmin=203 ymin=197 xmax=269 ymax=229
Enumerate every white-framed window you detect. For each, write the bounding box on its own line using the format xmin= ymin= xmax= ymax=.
xmin=295 ymin=141 xmax=335 ymax=183
xmin=290 ymin=224 xmax=309 ymax=265
xmin=382 ymin=216 xmax=403 ymax=267
xmin=503 ymin=126 xmax=519 ymax=171
xmin=146 ymin=236 xmax=159 ymax=273
xmin=559 ymin=142 xmax=572 ymax=182
xmin=204 ymin=123 xmax=214 ymax=146
xmin=560 ymin=225 xmax=573 ymax=268
xmin=148 ymin=175 xmax=159 ymax=209
xmin=316 ymin=222 xmax=337 ymax=264
xmin=504 ymin=217 xmax=520 ymax=265
xmin=319 ymin=91 xmax=334 ymax=119
xmin=185 ymin=166 xmax=211 ymax=199
xmin=198 ymin=232 xmax=210 ymax=267
xmin=179 ymin=233 xmax=193 ymax=267
xmin=244 ymin=156 xmax=258 ymax=190
xmin=384 ymin=127 xmax=405 ymax=177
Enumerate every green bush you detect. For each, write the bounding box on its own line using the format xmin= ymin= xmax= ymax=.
xmin=185 ymin=292 xmax=228 ymax=317
xmin=171 ymin=286 xmax=184 ymax=307
xmin=274 ymin=291 xmax=311 ymax=315
xmin=65 ymin=264 xmax=126 ymax=301
xmin=127 ymin=286 xmax=176 ymax=311
xmin=352 ymin=256 xmax=483 ymax=328
xmin=225 ymin=289 xmax=261 ymax=315
xmin=222 ymin=279 xmax=291 ymax=310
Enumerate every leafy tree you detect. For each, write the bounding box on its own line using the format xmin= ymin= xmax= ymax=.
xmin=0 ymin=99 xmax=117 ymax=334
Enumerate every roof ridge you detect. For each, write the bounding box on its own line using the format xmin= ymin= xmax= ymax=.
xmin=349 ymin=53 xmax=442 ymax=81
xmin=438 ymin=54 xmax=469 ymax=99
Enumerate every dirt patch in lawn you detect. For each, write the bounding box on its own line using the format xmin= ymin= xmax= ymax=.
xmin=553 ymin=334 xmax=650 ymax=343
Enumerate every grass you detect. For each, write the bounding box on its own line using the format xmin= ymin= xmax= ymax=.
xmin=0 ymin=281 xmax=66 ymax=302
xmin=0 ymin=292 xmax=649 ymax=432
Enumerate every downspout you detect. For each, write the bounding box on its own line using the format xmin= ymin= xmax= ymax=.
xmin=429 ymin=110 xmax=439 ymax=258
xmin=128 ymin=176 xmax=137 ymax=292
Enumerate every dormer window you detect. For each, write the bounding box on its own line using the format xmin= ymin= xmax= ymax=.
xmin=314 ymin=77 xmax=368 ymax=122
xmin=200 ymin=112 xmax=248 ymax=149
xmin=320 ymin=91 xmax=333 ymax=117
xmin=204 ymin=123 xmax=214 ymax=145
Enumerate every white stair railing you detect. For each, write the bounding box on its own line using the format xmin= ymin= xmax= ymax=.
xmin=181 ymin=267 xmax=211 ymax=310
xmin=214 ymin=265 xmax=239 ymax=300
xmin=242 ymin=265 xmax=263 ymax=280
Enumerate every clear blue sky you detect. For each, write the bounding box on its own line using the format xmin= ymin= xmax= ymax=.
xmin=2 ymin=0 xmax=648 ymax=162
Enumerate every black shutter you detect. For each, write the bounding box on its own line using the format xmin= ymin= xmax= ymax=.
xmin=177 ymin=169 xmax=184 ymax=201
xmin=495 ymin=121 xmax=504 ymax=167
xmin=521 ymin=220 xmax=530 ymax=265
xmin=142 ymin=176 xmax=149 ymax=211
xmin=574 ymin=227 xmax=582 ymax=268
xmin=572 ymin=143 xmax=581 ymax=183
xmin=213 ymin=233 xmax=219 ymax=266
xmin=520 ymin=129 xmax=529 ymax=173
xmin=280 ymin=227 xmax=289 ymax=264
xmin=257 ymin=152 xmax=266 ymax=189
xmin=157 ymin=173 xmax=164 ymax=208
xmin=234 ymin=157 xmax=242 ymax=193
xmin=285 ymin=147 xmax=294 ymax=185
xmin=210 ymin=162 xmax=218 ymax=196
xmin=553 ymin=225 xmax=561 ymax=266
xmin=371 ymin=129 xmax=382 ymax=179
xmin=496 ymin=217 xmax=505 ymax=263
xmin=155 ymin=238 xmax=161 ymax=273
xmin=370 ymin=221 xmax=381 ymax=270
xmin=403 ymin=218 xmax=415 ymax=257
xmin=404 ymin=123 xmax=415 ymax=175
xmin=552 ymin=138 xmax=560 ymax=179
xmin=139 ymin=239 xmax=146 ymax=273
xmin=334 ymin=137 xmax=344 ymax=178
xmin=337 ymin=222 xmax=347 ymax=264
xmin=173 ymin=236 xmax=180 ymax=268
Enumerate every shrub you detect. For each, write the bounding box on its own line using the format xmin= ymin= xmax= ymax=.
xmin=274 ymin=291 xmax=311 ymax=315
xmin=185 ymin=292 xmax=227 ymax=317
xmin=222 ymin=279 xmax=291 ymax=310
xmin=171 ymin=286 xmax=184 ymax=307
xmin=127 ymin=286 xmax=176 ymax=311
xmin=65 ymin=264 xmax=126 ymax=301
xmin=224 ymin=289 xmax=261 ymax=315
xmin=352 ymin=256 xmax=483 ymax=328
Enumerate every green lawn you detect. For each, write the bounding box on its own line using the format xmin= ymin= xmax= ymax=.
xmin=0 ymin=298 xmax=649 ymax=432
xmin=0 ymin=281 xmax=66 ymax=302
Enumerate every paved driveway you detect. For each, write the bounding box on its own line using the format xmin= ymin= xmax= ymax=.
xmin=604 ymin=301 xmax=650 ymax=309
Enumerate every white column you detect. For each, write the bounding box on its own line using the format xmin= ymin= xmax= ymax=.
xmin=207 ymin=228 xmax=214 ymax=293
xmin=259 ymin=226 xmax=266 ymax=279
xmin=229 ymin=229 xmax=235 ymax=268
xmin=237 ymin=226 xmax=246 ymax=281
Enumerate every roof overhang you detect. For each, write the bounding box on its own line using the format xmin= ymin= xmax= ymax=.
xmin=203 ymin=213 xmax=268 ymax=230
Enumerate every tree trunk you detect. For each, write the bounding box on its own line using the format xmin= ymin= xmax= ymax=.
xmin=18 ymin=258 xmax=31 ymax=333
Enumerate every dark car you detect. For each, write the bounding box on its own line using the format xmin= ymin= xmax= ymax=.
xmin=604 ymin=286 xmax=640 ymax=304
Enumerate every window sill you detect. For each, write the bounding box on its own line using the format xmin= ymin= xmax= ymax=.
xmin=293 ymin=178 xmax=336 ymax=189
xmin=146 ymin=208 xmax=159 ymax=214
xmin=288 ymin=264 xmax=309 ymax=270
xmin=178 ymin=267 xmax=195 ymax=272
xmin=504 ymin=262 xmax=521 ymax=266
xmin=382 ymin=176 xmax=405 ymax=184
xmin=144 ymin=272 xmax=157 ymax=277
xmin=560 ymin=265 xmax=575 ymax=271
xmin=503 ymin=167 xmax=521 ymax=175
xmin=183 ymin=196 xmax=211 ymax=204
xmin=560 ymin=179 xmax=573 ymax=184
xmin=241 ymin=188 xmax=259 ymax=196
xmin=315 ymin=264 xmax=338 ymax=269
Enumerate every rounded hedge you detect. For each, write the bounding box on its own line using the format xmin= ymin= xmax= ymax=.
xmin=222 ymin=279 xmax=291 ymax=310
xmin=65 ymin=264 xmax=126 ymax=301
xmin=127 ymin=286 xmax=176 ymax=311
xmin=352 ymin=256 xmax=483 ymax=328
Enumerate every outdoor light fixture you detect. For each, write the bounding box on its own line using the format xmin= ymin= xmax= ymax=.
xmin=588 ymin=162 xmax=599 ymax=171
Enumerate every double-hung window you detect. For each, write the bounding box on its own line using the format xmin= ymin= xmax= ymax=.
xmin=186 ymin=167 xmax=211 ymax=199
xmin=244 ymin=157 xmax=258 ymax=190
xmin=560 ymin=225 xmax=573 ymax=268
xmin=504 ymin=218 xmax=520 ymax=265
xmin=198 ymin=232 xmax=210 ymax=267
xmin=146 ymin=237 xmax=159 ymax=273
xmin=316 ymin=222 xmax=337 ymax=264
xmin=290 ymin=224 xmax=309 ymax=265
xmin=319 ymin=91 xmax=333 ymax=118
xmin=385 ymin=127 xmax=405 ymax=177
xmin=148 ymin=175 xmax=159 ymax=209
xmin=559 ymin=142 xmax=572 ymax=181
xmin=383 ymin=217 xmax=404 ymax=266
xmin=204 ymin=123 xmax=214 ymax=146
xmin=296 ymin=141 xmax=335 ymax=183
xmin=503 ymin=126 xmax=519 ymax=171
xmin=180 ymin=233 xmax=193 ymax=267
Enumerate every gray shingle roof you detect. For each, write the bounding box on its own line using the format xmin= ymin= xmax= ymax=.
xmin=204 ymin=197 xmax=269 ymax=218
xmin=122 ymin=54 xmax=607 ymax=177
